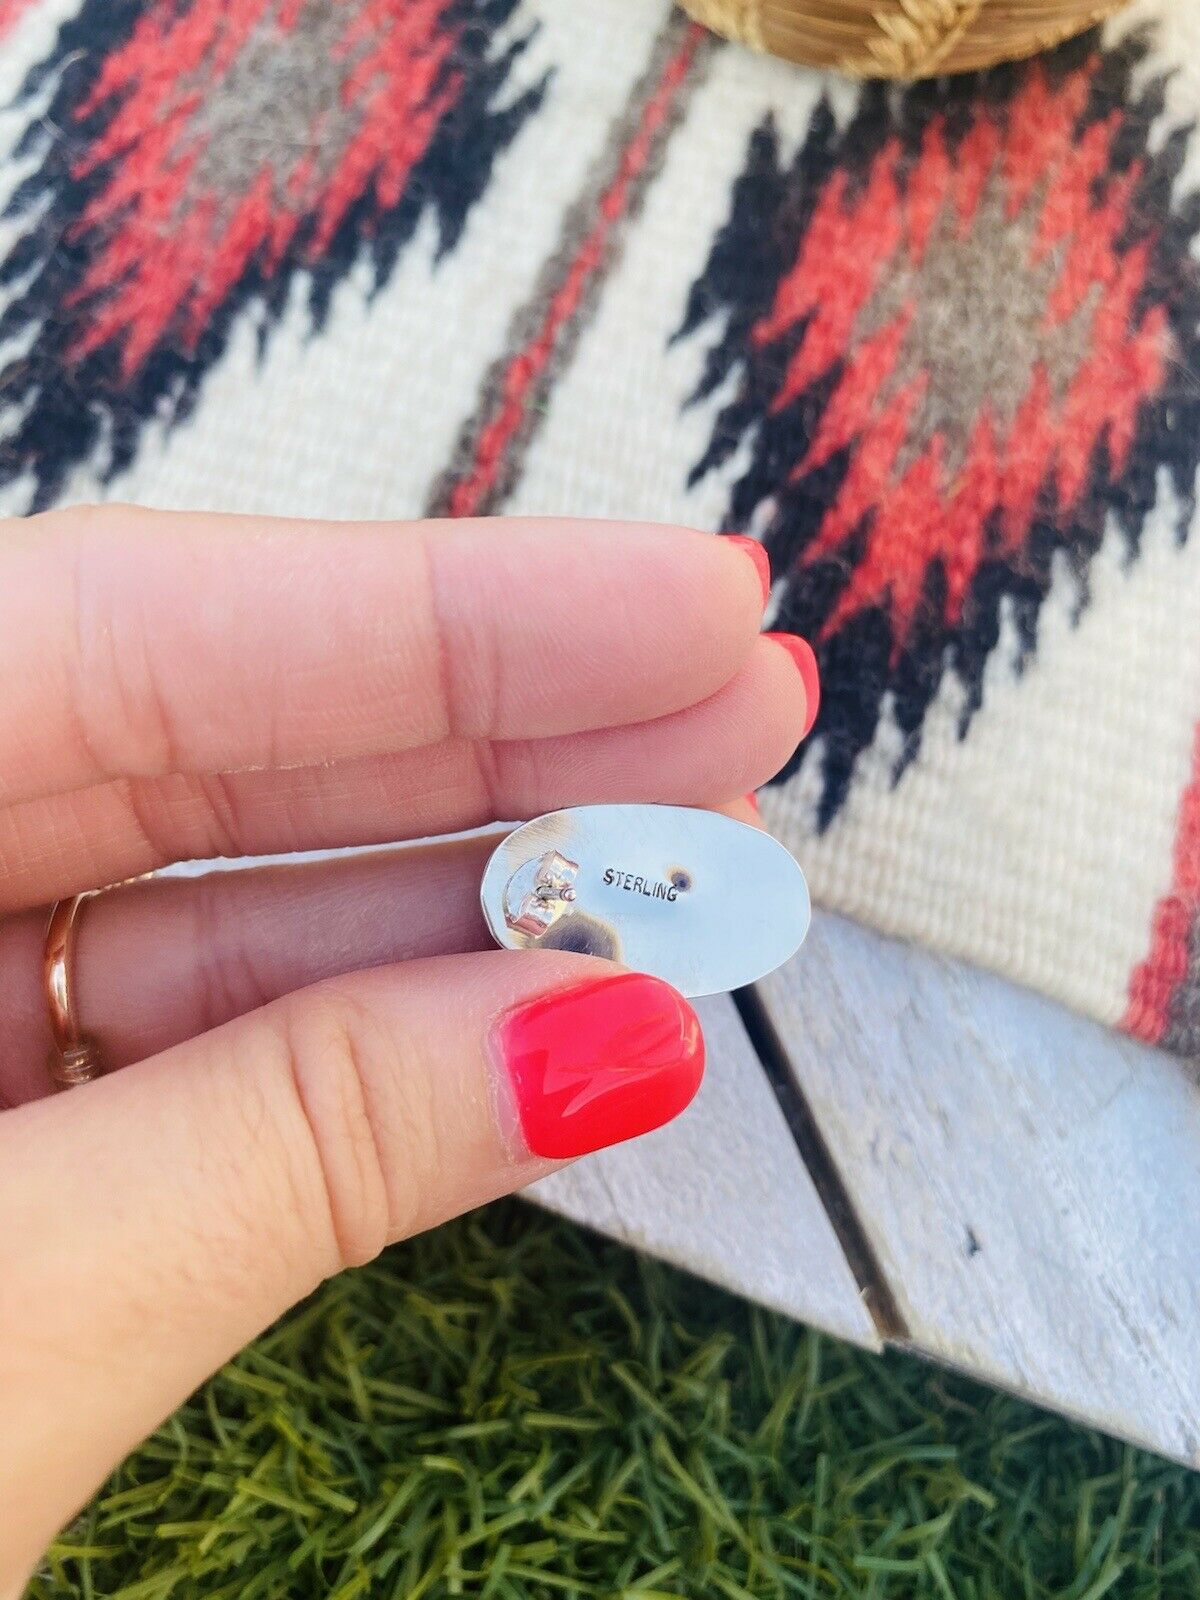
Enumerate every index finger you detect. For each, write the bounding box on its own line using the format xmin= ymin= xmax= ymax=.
xmin=0 ymin=508 xmax=766 ymax=808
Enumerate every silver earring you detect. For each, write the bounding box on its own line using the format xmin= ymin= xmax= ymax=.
xmin=481 ymin=804 xmax=809 ymax=997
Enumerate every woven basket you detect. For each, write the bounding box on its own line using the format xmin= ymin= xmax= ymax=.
xmin=678 ymin=0 xmax=1130 ymax=77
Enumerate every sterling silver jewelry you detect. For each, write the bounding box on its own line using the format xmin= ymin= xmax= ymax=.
xmin=482 ymin=804 xmax=809 ymax=997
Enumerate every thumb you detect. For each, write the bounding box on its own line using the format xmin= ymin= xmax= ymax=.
xmin=0 ymin=953 xmax=702 ymax=1588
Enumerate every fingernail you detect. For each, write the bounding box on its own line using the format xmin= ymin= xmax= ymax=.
xmin=725 ymin=534 xmax=771 ymax=606
xmin=766 ymin=631 xmax=821 ymax=739
xmin=492 ymin=973 xmax=704 ymax=1159
xmin=744 ymin=791 xmax=760 ymax=813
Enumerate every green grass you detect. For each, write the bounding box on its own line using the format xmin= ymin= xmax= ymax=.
xmin=32 ymin=1201 xmax=1200 ymax=1600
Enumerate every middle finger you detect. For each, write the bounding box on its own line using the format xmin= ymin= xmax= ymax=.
xmin=0 ymin=636 xmax=809 ymax=911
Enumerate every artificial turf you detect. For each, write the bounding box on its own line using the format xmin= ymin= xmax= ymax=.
xmin=32 ymin=1201 xmax=1200 ymax=1600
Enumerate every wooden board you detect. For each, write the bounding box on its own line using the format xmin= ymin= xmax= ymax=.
xmin=759 ymin=910 xmax=1200 ymax=1466
xmin=168 ymin=848 xmax=1200 ymax=1460
xmin=530 ymin=992 xmax=879 ymax=1348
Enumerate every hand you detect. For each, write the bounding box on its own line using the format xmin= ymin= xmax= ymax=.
xmin=0 ymin=506 xmax=813 ymax=1591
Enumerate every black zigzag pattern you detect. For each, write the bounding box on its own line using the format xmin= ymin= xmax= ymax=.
xmin=0 ymin=0 xmax=546 ymax=510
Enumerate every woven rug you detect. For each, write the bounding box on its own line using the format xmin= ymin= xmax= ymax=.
xmin=1 ymin=0 xmax=1197 ymax=1057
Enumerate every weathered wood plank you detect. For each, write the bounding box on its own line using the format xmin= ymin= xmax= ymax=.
xmin=760 ymin=910 xmax=1200 ymax=1465
xmin=530 ymin=993 xmax=880 ymax=1347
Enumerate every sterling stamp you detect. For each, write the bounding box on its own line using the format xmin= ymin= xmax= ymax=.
xmin=481 ymin=804 xmax=810 ymax=997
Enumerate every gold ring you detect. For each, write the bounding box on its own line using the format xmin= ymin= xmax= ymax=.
xmin=44 ymin=892 xmax=105 ymax=1090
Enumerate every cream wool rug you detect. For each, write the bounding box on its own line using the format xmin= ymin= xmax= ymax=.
xmin=0 ymin=0 xmax=1197 ymax=1056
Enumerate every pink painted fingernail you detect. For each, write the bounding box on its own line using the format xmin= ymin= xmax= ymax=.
xmin=491 ymin=974 xmax=704 ymax=1160
xmin=766 ymin=632 xmax=821 ymax=739
xmin=725 ymin=535 xmax=771 ymax=606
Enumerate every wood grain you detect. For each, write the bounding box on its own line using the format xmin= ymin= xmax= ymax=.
xmin=530 ymin=992 xmax=880 ymax=1347
xmin=171 ymin=846 xmax=1200 ymax=1458
xmin=760 ymin=910 xmax=1200 ymax=1464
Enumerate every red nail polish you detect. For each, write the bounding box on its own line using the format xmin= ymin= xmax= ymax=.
xmin=766 ymin=632 xmax=821 ymax=739
xmin=725 ymin=534 xmax=771 ymax=606
xmin=492 ymin=973 xmax=704 ymax=1160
